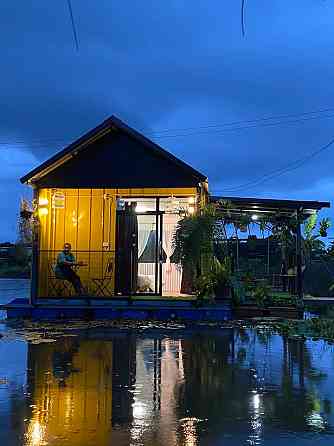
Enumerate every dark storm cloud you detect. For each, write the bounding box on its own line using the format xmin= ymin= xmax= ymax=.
xmin=1 ymin=0 xmax=334 ymax=239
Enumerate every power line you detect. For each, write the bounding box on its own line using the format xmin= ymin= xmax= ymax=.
xmin=213 ymin=136 xmax=334 ymax=193
xmin=148 ymin=106 xmax=334 ymax=135
xmin=67 ymin=0 xmax=79 ymax=51
xmin=1 ymin=106 xmax=334 ymax=148
xmin=241 ymin=0 xmax=246 ymax=37
xmin=151 ymin=112 xmax=334 ymax=139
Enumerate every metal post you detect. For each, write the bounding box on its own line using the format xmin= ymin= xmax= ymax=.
xmin=296 ymin=209 xmax=303 ymax=305
xmin=267 ymin=236 xmax=270 ymax=275
xmin=30 ymin=187 xmax=39 ymax=306
xmin=155 ymin=199 xmax=159 ymax=295
xmin=236 ymin=233 xmax=239 ymax=271
xmin=129 ymin=246 xmax=133 ymax=304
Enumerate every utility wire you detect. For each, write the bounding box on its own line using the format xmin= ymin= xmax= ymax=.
xmin=67 ymin=0 xmax=79 ymax=51
xmin=1 ymin=106 xmax=334 ymax=147
xmin=148 ymin=106 xmax=334 ymax=135
xmin=213 ymin=136 xmax=334 ymax=193
xmin=241 ymin=0 xmax=246 ymax=37
xmin=151 ymin=112 xmax=334 ymax=140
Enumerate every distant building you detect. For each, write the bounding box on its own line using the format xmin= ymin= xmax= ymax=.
xmin=0 ymin=242 xmax=15 ymax=262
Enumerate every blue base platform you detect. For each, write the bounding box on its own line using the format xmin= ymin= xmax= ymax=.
xmin=1 ymin=298 xmax=232 ymax=322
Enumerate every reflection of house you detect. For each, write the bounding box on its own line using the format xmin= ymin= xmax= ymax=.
xmin=4 ymin=330 xmax=332 ymax=445
xmin=20 ymin=116 xmax=208 ymax=302
xmin=25 ymin=337 xmax=136 ymax=446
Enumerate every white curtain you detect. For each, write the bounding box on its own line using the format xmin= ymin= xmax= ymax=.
xmin=162 ymin=214 xmax=182 ymax=294
xmin=138 ymin=224 xmax=155 ymax=291
xmin=138 ymin=226 xmax=152 ymax=258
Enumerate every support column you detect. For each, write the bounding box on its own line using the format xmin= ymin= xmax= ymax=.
xmin=30 ymin=187 xmax=39 ymax=306
xmin=296 ymin=209 xmax=303 ymax=305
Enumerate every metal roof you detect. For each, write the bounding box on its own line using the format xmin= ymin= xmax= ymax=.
xmin=20 ymin=115 xmax=207 ymax=184
xmin=210 ymin=195 xmax=330 ymax=220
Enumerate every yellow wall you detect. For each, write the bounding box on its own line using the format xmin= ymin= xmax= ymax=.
xmin=36 ymin=187 xmax=198 ymax=298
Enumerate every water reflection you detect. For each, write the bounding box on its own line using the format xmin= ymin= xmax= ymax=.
xmin=1 ymin=328 xmax=334 ymax=445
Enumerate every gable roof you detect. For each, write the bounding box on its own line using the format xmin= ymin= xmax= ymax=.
xmin=20 ymin=116 xmax=207 ymax=185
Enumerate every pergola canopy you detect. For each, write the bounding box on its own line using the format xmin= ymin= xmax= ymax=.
xmin=210 ymin=196 xmax=330 ymax=222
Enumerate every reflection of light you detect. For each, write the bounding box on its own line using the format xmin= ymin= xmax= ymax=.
xmin=178 ymin=339 xmax=185 ymax=381
xmin=248 ymin=392 xmax=263 ymax=445
xmin=26 ymin=420 xmax=45 ymax=446
xmin=38 ymin=198 xmax=49 ymax=206
xmin=306 ymin=411 xmax=326 ymax=430
xmin=253 ymin=393 xmax=260 ymax=410
xmin=71 ymin=211 xmax=83 ymax=226
xmin=180 ymin=417 xmax=199 ymax=446
xmin=64 ymin=392 xmax=72 ymax=421
xmin=132 ymin=401 xmax=148 ymax=419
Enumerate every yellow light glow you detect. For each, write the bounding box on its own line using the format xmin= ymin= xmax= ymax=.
xmin=26 ymin=420 xmax=45 ymax=446
xmin=188 ymin=196 xmax=195 ymax=204
xmin=188 ymin=206 xmax=195 ymax=214
xmin=38 ymin=208 xmax=48 ymax=217
xmin=38 ymin=197 xmax=49 ymax=206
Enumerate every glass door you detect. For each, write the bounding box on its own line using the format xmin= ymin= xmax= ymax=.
xmin=115 ymin=200 xmax=163 ymax=296
xmin=137 ymin=213 xmax=163 ymax=295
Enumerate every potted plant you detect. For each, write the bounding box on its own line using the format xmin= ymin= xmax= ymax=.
xmin=172 ymin=204 xmax=217 ymax=295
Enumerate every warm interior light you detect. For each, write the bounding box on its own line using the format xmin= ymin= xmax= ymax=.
xmin=188 ymin=196 xmax=195 ymax=204
xmin=38 ymin=197 xmax=49 ymax=206
xmin=136 ymin=206 xmax=148 ymax=213
xmin=251 ymin=214 xmax=258 ymax=221
xmin=188 ymin=206 xmax=195 ymax=214
xmin=38 ymin=208 xmax=48 ymax=217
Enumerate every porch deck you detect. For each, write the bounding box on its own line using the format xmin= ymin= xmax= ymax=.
xmin=1 ymin=297 xmax=232 ymax=321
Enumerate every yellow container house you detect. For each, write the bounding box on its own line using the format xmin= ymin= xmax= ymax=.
xmin=21 ymin=116 xmax=208 ymax=303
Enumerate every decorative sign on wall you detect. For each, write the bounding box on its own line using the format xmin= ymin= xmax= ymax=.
xmin=165 ymin=195 xmax=180 ymax=214
xmin=52 ymin=192 xmax=65 ymax=209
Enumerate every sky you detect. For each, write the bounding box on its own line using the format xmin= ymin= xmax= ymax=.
xmin=1 ymin=0 xmax=334 ymax=240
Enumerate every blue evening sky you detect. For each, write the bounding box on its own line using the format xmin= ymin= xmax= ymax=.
xmin=1 ymin=0 xmax=334 ymax=240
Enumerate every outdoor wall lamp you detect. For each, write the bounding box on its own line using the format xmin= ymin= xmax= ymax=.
xmin=38 ymin=197 xmax=49 ymax=216
xmin=38 ymin=197 xmax=49 ymax=206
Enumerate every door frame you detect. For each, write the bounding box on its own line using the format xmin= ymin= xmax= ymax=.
xmin=135 ymin=210 xmax=163 ymax=296
xmin=115 ymin=207 xmax=164 ymax=296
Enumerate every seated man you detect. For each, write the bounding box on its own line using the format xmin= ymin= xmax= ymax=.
xmin=55 ymin=243 xmax=85 ymax=296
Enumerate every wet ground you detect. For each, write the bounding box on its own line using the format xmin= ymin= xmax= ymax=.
xmin=1 ymin=280 xmax=334 ymax=445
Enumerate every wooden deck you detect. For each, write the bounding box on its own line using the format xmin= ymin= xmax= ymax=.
xmin=1 ymin=297 xmax=232 ymax=321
